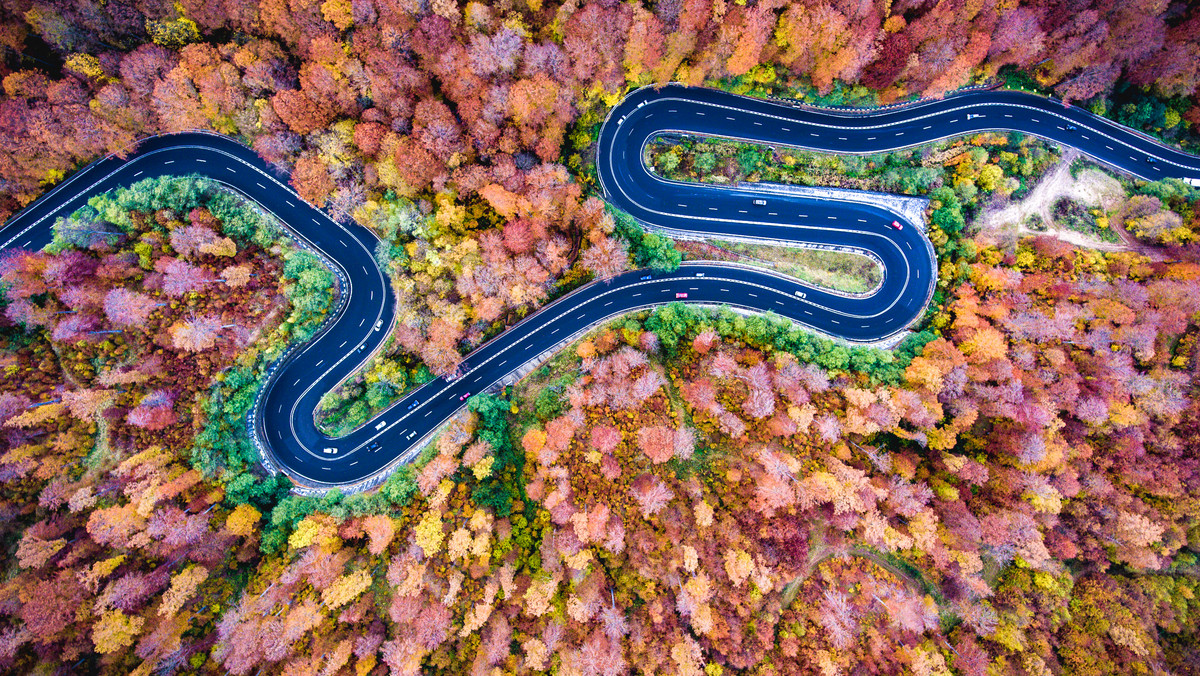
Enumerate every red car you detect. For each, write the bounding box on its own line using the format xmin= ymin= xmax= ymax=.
xmin=890 ymin=220 xmax=903 ymax=230
xmin=675 ymin=292 xmax=688 ymax=299
xmin=459 ymin=392 xmax=470 ymax=401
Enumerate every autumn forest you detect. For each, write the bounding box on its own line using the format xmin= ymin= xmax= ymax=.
xmin=2 ymin=0 xmax=1200 ymax=673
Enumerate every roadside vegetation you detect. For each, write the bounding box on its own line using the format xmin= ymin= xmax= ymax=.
xmin=673 ymin=239 xmax=883 ymax=295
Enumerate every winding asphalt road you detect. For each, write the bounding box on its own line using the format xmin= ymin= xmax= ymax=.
xmin=3 ymin=87 xmax=1200 ymax=489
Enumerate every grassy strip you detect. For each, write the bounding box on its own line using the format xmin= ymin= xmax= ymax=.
xmin=677 ymin=238 xmax=882 ymax=295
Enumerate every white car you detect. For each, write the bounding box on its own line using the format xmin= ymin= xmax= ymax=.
xmin=752 ymin=199 xmax=767 ymax=206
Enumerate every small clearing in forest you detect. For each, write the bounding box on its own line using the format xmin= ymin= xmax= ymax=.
xmin=977 ymin=149 xmax=1126 ymax=250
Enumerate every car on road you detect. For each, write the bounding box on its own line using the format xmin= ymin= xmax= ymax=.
xmin=406 ymin=400 xmax=419 ymax=410
xmin=965 ymin=113 xmax=982 ymax=120
xmin=407 ymin=430 xmax=417 ymax=440
xmin=695 ymin=272 xmax=704 ymax=277
xmin=752 ymin=199 xmax=767 ymax=206
xmin=459 ymin=392 xmax=470 ymax=401
xmin=1066 ymin=124 xmax=1078 ymax=131
xmin=1146 ymin=157 xmax=1156 ymax=164
xmin=675 ymin=292 xmax=688 ymax=299
xmin=640 ymin=275 xmax=652 ymax=280
xmin=891 ymin=220 xmax=903 ymax=230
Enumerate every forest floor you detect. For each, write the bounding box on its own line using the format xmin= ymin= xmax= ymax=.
xmin=977 ymin=149 xmax=1127 ymax=250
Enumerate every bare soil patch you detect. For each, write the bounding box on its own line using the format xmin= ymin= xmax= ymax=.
xmin=977 ymin=150 xmax=1126 ymax=250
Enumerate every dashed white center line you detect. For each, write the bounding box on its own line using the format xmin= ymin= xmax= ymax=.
xmin=165 ymin=160 xmax=174 ymax=164
xmin=257 ymin=182 xmax=266 ymax=189
xmin=633 ymin=293 xmax=642 ymax=297
xmin=358 ymin=318 xmax=365 ymax=327
xmin=287 ymin=200 xmax=296 ymax=207
xmin=604 ymin=301 xmax=613 ymax=306
xmin=551 ymin=328 xmax=559 ymax=335
xmin=338 ymin=341 xmax=346 ymax=348
xmin=315 ymin=360 xmax=324 ymax=367
xmin=197 ymin=158 xmax=206 ymax=163
xmin=748 ymin=293 xmax=758 ymax=297
xmin=134 ymin=171 xmax=143 ymax=177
